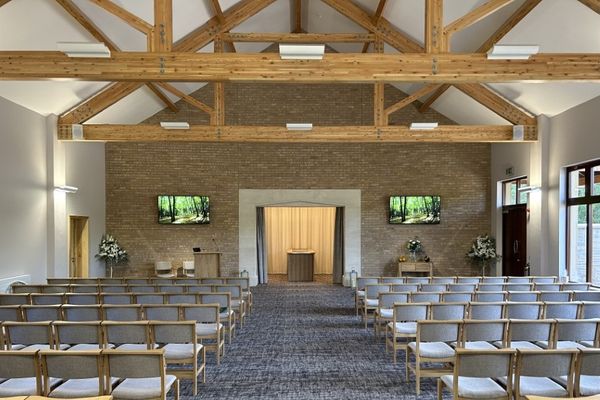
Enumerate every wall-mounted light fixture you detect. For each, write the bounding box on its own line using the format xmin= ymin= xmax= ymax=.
xmin=160 ymin=122 xmax=190 ymax=130
xmin=410 ymin=122 xmax=438 ymax=130
xmin=279 ymin=44 xmax=325 ymax=60
xmin=57 ymin=42 xmax=111 ymax=58
xmin=54 ymin=185 xmax=79 ymax=194
xmin=487 ymin=44 xmax=539 ymax=60
xmin=286 ymin=123 xmax=313 ymax=131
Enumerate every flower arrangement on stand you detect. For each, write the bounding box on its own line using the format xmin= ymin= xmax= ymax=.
xmin=95 ymin=234 xmax=128 ymax=278
xmin=406 ymin=237 xmax=423 ymax=262
xmin=466 ymin=234 xmax=499 ymax=276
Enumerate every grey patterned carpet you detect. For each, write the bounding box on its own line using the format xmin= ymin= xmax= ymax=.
xmin=175 ymin=282 xmax=441 ymax=399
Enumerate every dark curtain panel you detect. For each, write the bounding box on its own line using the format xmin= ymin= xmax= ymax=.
xmin=333 ymin=207 xmax=345 ymax=284
xmin=256 ymin=207 xmax=268 ymax=284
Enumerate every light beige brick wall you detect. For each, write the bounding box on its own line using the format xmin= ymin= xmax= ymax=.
xmin=106 ymin=83 xmax=490 ymax=277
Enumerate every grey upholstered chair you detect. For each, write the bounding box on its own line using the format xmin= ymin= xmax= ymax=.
xmin=40 ymin=349 xmax=105 ymax=398
xmin=473 ymin=291 xmax=506 ymax=302
xmin=405 ymin=277 xmax=430 ymax=284
xmin=456 ymin=277 xmax=481 ymax=284
xmin=480 ymin=277 xmax=505 ymax=284
xmin=380 ymin=277 xmax=405 ymax=284
xmin=390 ymin=284 xmax=419 ymax=293
xmin=447 ymin=284 xmax=476 ymax=293
xmin=3 ymin=321 xmax=66 ymax=351
xmin=459 ymin=319 xmax=508 ymax=350
xmin=467 ymin=302 xmax=505 ymax=320
xmin=102 ymin=304 xmax=143 ymax=321
xmin=134 ymin=293 xmax=166 ymax=305
xmin=70 ymin=284 xmax=99 ymax=293
xmin=534 ymin=283 xmax=561 ymax=292
xmin=0 ymin=305 xmax=23 ymax=322
xmin=507 ymin=277 xmax=532 ymax=284
xmin=539 ymin=291 xmax=571 ymax=302
xmin=502 ymin=319 xmax=556 ymax=350
xmin=99 ymin=284 xmax=129 ymax=293
xmin=158 ymin=285 xmax=185 ymax=294
xmin=543 ymin=301 xmax=581 ymax=319
xmin=215 ymin=284 xmax=246 ymax=327
xmin=53 ymin=321 xmax=108 ymax=351
xmin=430 ymin=277 xmax=456 ymax=285
xmin=143 ymin=305 xmax=181 ymax=321
xmin=477 ymin=284 xmax=504 ymax=292
xmin=562 ymin=283 xmax=591 ymax=291
xmin=21 ymin=305 xmax=62 ymax=322
xmin=355 ymin=277 xmax=379 ymax=315
xmin=361 ymin=284 xmax=391 ymax=329
xmin=0 ymin=350 xmax=43 ymax=396
xmin=442 ymin=292 xmax=473 ymax=303
xmin=181 ymin=304 xmax=224 ymax=365
xmin=420 ymin=284 xmax=448 ymax=293
xmin=505 ymin=302 xmax=543 ymax=319
xmin=537 ymin=319 xmax=599 ymax=349
xmin=128 ymin=285 xmax=157 ymax=293
xmin=101 ymin=321 xmax=156 ymax=351
xmin=374 ymin=292 xmax=409 ymax=338
xmin=410 ymin=292 xmax=441 ymax=303
xmin=431 ymin=303 xmax=467 ymax=320
xmin=0 ymin=293 xmax=30 ymax=305
xmin=65 ymin=293 xmax=99 ymax=305
xmin=573 ymin=291 xmax=600 ymax=301
xmin=581 ymin=301 xmax=600 ymax=318
xmin=30 ymin=293 xmax=64 ymax=305
xmin=386 ymin=302 xmax=430 ymax=364
xmin=186 ymin=285 xmax=214 ymax=294
xmin=100 ymin=293 xmax=133 ymax=305
xmin=62 ymin=305 xmax=102 ymax=321
xmin=198 ymin=292 xmax=235 ymax=343
xmin=530 ymin=276 xmax=557 ymax=284
xmin=167 ymin=294 xmax=197 ymax=305
xmin=507 ymin=291 xmax=540 ymax=302
xmin=572 ymin=348 xmax=600 ymax=396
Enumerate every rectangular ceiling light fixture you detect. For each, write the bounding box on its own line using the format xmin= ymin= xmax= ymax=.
xmin=54 ymin=185 xmax=79 ymax=194
xmin=286 ymin=123 xmax=313 ymax=131
xmin=160 ymin=122 xmax=190 ymax=130
xmin=279 ymin=44 xmax=325 ymax=60
xmin=57 ymin=42 xmax=111 ymax=58
xmin=487 ymin=44 xmax=539 ymax=60
xmin=409 ymin=122 xmax=438 ymax=130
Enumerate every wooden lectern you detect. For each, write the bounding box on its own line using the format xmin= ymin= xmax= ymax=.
xmin=194 ymin=252 xmax=222 ymax=277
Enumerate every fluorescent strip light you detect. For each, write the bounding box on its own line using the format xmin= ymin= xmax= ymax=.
xmin=160 ymin=122 xmax=190 ymax=130
xmin=410 ymin=122 xmax=438 ymax=130
xmin=487 ymin=44 xmax=539 ymax=60
xmin=57 ymin=42 xmax=111 ymax=58
xmin=286 ymin=123 xmax=313 ymax=131
xmin=279 ymin=44 xmax=325 ymax=60
xmin=517 ymin=185 xmax=540 ymax=193
xmin=54 ymin=185 xmax=78 ymax=194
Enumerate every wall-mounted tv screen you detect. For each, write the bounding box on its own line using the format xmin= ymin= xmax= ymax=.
xmin=158 ymin=195 xmax=210 ymax=225
xmin=389 ymin=195 xmax=441 ymax=225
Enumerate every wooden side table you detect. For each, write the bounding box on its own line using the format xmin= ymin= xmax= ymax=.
xmin=398 ymin=262 xmax=433 ymax=277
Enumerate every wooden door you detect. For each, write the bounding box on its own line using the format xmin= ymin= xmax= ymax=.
xmin=502 ymin=205 xmax=527 ymax=276
xmin=69 ymin=216 xmax=89 ymax=278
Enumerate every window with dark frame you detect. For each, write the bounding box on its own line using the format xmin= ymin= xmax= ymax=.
xmin=502 ymin=176 xmax=529 ymax=206
xmin=566 ymin=160 xmax=600 ymax=285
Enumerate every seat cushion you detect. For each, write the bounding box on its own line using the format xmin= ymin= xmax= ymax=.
xmin=356 ymin=290 xmax=365 ymax=298
xmin=156 ymin=273 xmax=175 ymax=278
xmin=365 ymin=299 xmax=378 ymax=307
xmin=440 ymin=375 xmax=507 ymax=399
xmin=116 ymin=344 xmax=159 ymax=351
xmin=581 ymin=341 xmax=595 ymax=347
xmin=499 ymin=376 xmax=568 ymax=397
xmin=462 ymin=341 xmax=498 ymax=350
xmin=378 ymin=309 xmax=393 ymax=319
xmin=408 ymin=342 xmax=455 ymax=358
xmin=67 ymin=343 xmax=110 ymax=351
xmin=219 ymin=310 xmax=234 ymax=319
xmin=163 ymin=343 xmax=201 ymax=360
xmin=231 ymin=299 xmax=242 ymax=308
xmin=21 ymin=344 xmax=70 ymax=351
xmin=9 ymin=344 xmax=25 ymax=350
xmin=496 ymin=341 xmax=541 ymax=350
xmin=111 ymin=375 xmax=177 ymax=399
xmin=388 ymin=322 xmax=417 ymax=335
xmin=579 ymin=375 xmax=600 ymax=396
xmin=195 ymin=323 xmax=223 ymax=336
xmin=50 ymin=378 xmax=103 ymax=398
xmin=0 ymin=377 xmax=39 ymax=396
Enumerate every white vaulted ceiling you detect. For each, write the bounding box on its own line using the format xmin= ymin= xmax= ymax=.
xmin=0 ymin=0 xmax=599 ymax=124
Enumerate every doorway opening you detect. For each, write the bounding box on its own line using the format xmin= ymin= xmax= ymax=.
xmin=69 ymin=216 xmax=89 ymax=278
xmin=501 ymin=177 xmax=529 ymax=276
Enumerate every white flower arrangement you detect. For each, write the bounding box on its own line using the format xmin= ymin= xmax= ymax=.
xmin=467 ymin=235 xmax=498 ymax=261
xmin=406 ymin=238 xmax=423 ymax=253
xmin=96 ymin=234 xmax=128 ymax=265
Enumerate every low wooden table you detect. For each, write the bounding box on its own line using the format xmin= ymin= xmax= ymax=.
xmin=398 ymin=262 xmax=433 ymax=277
xmin=287 ymin=250 xmax=315 ymax=282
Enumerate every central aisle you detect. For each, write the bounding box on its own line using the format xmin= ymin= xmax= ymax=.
xmin=182 ymin=282 xmax=440 ymax=399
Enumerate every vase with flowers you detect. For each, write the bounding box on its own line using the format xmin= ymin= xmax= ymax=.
xmin=95 ymin=234 xmax=128 ymax=278
xmin=406 ymin=237 xmax=423 ymax=262
xmin=466 ymin=234 xmax=499 ymax=276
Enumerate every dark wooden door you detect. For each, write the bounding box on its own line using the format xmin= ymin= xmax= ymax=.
xmin=502 ymin=204 xmax=527 ymax=276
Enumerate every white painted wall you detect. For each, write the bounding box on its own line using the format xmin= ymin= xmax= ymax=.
xmin=65 ymin=142 xmax=106 ymax=277
xmin=0 ymin=96 xmax=48 ymax=284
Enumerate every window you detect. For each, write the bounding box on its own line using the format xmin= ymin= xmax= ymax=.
xmin=567 ymin=160 xmax=600 ymax=285
xmin=502 ymin=177 xmax=529 ymax=206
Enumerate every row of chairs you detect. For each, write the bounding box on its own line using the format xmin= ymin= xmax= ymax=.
xmin=437 ymin=347 xmax=600 ymax=400
xmin=395 ymin=319 xmax=600 ymax=395
xmin=47 ymin=276 xmax=249 ymax=285
xmin=0 ymin=348 xmax=180 ymax=399
xmin=361 ymin=276 xmax=561 ymax=284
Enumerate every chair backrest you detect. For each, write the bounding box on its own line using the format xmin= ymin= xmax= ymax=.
xmin=100 ymin=293 xmax=133 ymax=305
xmin=357 ymin=277 xmax=379 ymax=290
xmin=442 ymin=292 xmax=473 ymax=303
xmin=581 ymin=301 xmax=600 ymax=318
xmin=48 ymin=278 xmax=72 ymax=284
xmin=167 ymin=294 xmax=197 ymax=304
xmin=467 ymin=302 xmax=505 ymax=320
xmin=104 ymin=349 xmax=165 ymax=381
xmin=100 ymin=278 xmax=124 ymax=284
xmin=152 ymin=278 xmax=175 ymax=285
xmin=0 ymin=293 xmax=31 ymax=305
xmin=70 ymin=284 xmax=99 ymax=293
xmin=42 ymin=285 xmax=70 ymax=293
xmin=431 ymin=303 xmax=467 ymax=320
xmin=33 ymin=294 xmax=64 ymax=307
xmin=364 ymin=284 xmax=391 ymax=300
xmin=507 ymin=320 xmax=555 ymax=344
xmin=461 ymin=319 xmax=508 ymax=345
xmin=197 ymin=293 xmax=230 ymax=310
xmin=572 ymin=291 xmax=600 ymax=301
xmin=448 ymin=284 xmax=476 ymax=293
xmin=555 ymin=319 xmax=599 ymax=344
xmin=158 ymin=285 xmax=185 ymax=294
xmin=0 ymin=305 xmax=23 ymax=321
xmin=410 ymin=292 xmax=441 ymax=303
xmin=539 ymin=291 xmax=571 ymax=302
xmin=477 ymin=284 xmax=504 ymax=292
xmin=504 ymin=283 xmax=534 ymax=292
xmin=473 ymin=291 xmax=506 ymax=302
xmin=507 ymin=291 xmax=540 ymax=302
xmin=72 ymin=279 xmax=98 ymax=285
xmin=380 ymin=277 xmax=405 ymax=284
xmin=63 ymin=305 xmax=102 ymax=321
xmin=65 ymin=293 xmax=99 ymax=305
xmin=405 ymin=277 xmax=430 ymax=284
xmin=515 ymin=349 xmax=576 ymax=384
xmin=390 ymin=284 xmax=419 ymax=293
xmin=128 ymin=285 xmax=156 ymax=293
xmin=505 ymin=302 xmax=543 ymax=319
xmin=577 ymin=348 xmax=600 ymax=379
xmin=417 ymin=320 xmax=462 ymax=343
xmin=175 ymin=279 xmax=199 ymax=285
xmin=143 ymin=305 xmax=181 ymax=321
xmin=456 ymin=277 xmax=481 ymax=284
xmin=534 ymin=283 xmax=561 ymax=292
xmin=12 ymin=285 xmax=41 ymax=293
xmin=182 ymin=260 xmax=195 ymax=272
xmin=154 ymin=261 xmax=172 ymax=273
xmin=99 ymin=285 xmax=128 ymax=293
xmin=186 ymin=285 xmax=214 ymax=293
xmin=40 ymin=349 xmax=103 ymax=395
xmin=22 ymin=305 xmax=62 ymax=322
xmin=102 ymin=321 xmax=151 ymax=347
xmin=151 ymin=321 xmax=196 ymax=345
xmin=392 ymin=302 xmax=430 ymax=323
xmin=531 ymin=276 xmax=557 ymax=284
xmin=4 ymin=322 xmax=53 ymax=346
xmin=420 ymin=284 xmax=447 ymax=292
xmin=454 ymin=348 xmax=515 ymax=379
xmin=543 ymin=302 xmax=581 ymax=319
xmin=481 ymin=277 xmax=505 ymax=284
xmin=507 ymin=277 xmax=532 ymax=283
xmin=53 ymin=321 xmax=103 ymax=347
xmin=181 ymin=304 xmax=219 ymax=324
xmin=134 ymin=293 xmax=166 ymax=305
xmin=215 ymin=284 xmax=242 ymax=299
xmin=0 ymin=350 xmax=41 ymax=381
xmin=124 ymin=279 xmax=150 ymax=285
xmin=201 ymin=278 xmax=225 ymax=285
xmin=226 ymin=278 xmax=250 ymax=291
xmin=562 ymin=283 xmax=591 ymax=291
xmin=102 ymin=305 xmax=143 ymax=321
xmin=378 ymin=292 xmax=409 ymax=308
xmin=430 ymin=277 xmax=456 ymax=284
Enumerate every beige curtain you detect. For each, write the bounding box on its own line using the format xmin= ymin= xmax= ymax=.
xmin=265 ymin=207 xmax=335 ymax=274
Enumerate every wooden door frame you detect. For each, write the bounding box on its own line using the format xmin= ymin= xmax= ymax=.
xmin=69 ymin=215 xmax=89 ymax=278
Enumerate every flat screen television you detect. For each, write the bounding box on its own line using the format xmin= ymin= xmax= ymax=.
xmin=389 ymin=195 xmax=441 ymax=225
xmin=158 ymin=195 xmax=210 ymax=225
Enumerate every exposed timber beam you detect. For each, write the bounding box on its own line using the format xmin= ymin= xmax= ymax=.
xmin=362 ymin=0 xmax=387 ymax=53
xmin=373 ymin=39 xmax=385 ymax=126
xmin=322 ymin=0 xmax=423 ymax=53
xmin=444 ymin=0 xmax=515 ymax=38
xmin=57 ymin=124 xmax=538 ymax=143
xmin=151 ymin=0 xmax=173 ymax=52
xmin=57 ymin=0 xmax=273 ymax=125
xmin=419 ymin=0 xmax=542 ymax=112
xmin=89 ymin=0 xmax=153 ymax=34
xmin=155 ymin=82 xmax=214 ymax=117
xmin=578 ymin=0 xmax=600 ymax=15
xmin=293 ymin=0 xmax=302 ymax=33
xmin=6 ymin=52 xmax=600 ymax=83
xmin=0 ymin=0 xmax=12 ymax=8
xmin=454 ymin=83 xmax=536 ymax=125
xmin=214 ymin=38 xmax=225 ymax=126
xmin=209 ymin=0 xmax=236 ymax=52
xmin=146 ymin=83 xmax=178 ymax=112
xmin=425 ymin=0 xmax=445 ymax=53
xmin=221 ymin=32 xmax=376 ymax=42
xmin=385 ymin=84 xmax=442 ymax=118
xmin=55 ymin=0 xmax=120 ymax=52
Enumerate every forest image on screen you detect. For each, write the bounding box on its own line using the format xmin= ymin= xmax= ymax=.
xmin=389 ymin=196 xmax=441 ymax=224
xmin=158 ymin=195 xmax=210 ymax=224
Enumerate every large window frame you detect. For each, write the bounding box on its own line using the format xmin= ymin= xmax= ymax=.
xmin=502 ymin=176 xmax=529 ymax=206
xmin=566 ymin=160 xmax=600 ymax=284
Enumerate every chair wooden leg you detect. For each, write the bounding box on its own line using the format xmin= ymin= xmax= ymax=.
xmin=437 ymin=378 xmax=443 ymax=400
xmin=415 ymin=356 xmax=421 ymax=396
xmin=405 ymin=347 xmax=410 ymax=381
xmin=202 ymin=347 xmax=207 ymax=383
xmin=174 ymin=379 xmax=180 ymax=400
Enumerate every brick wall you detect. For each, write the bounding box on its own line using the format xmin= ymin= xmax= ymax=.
xmin=106 ymin=83 xmax=490 ymax=277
